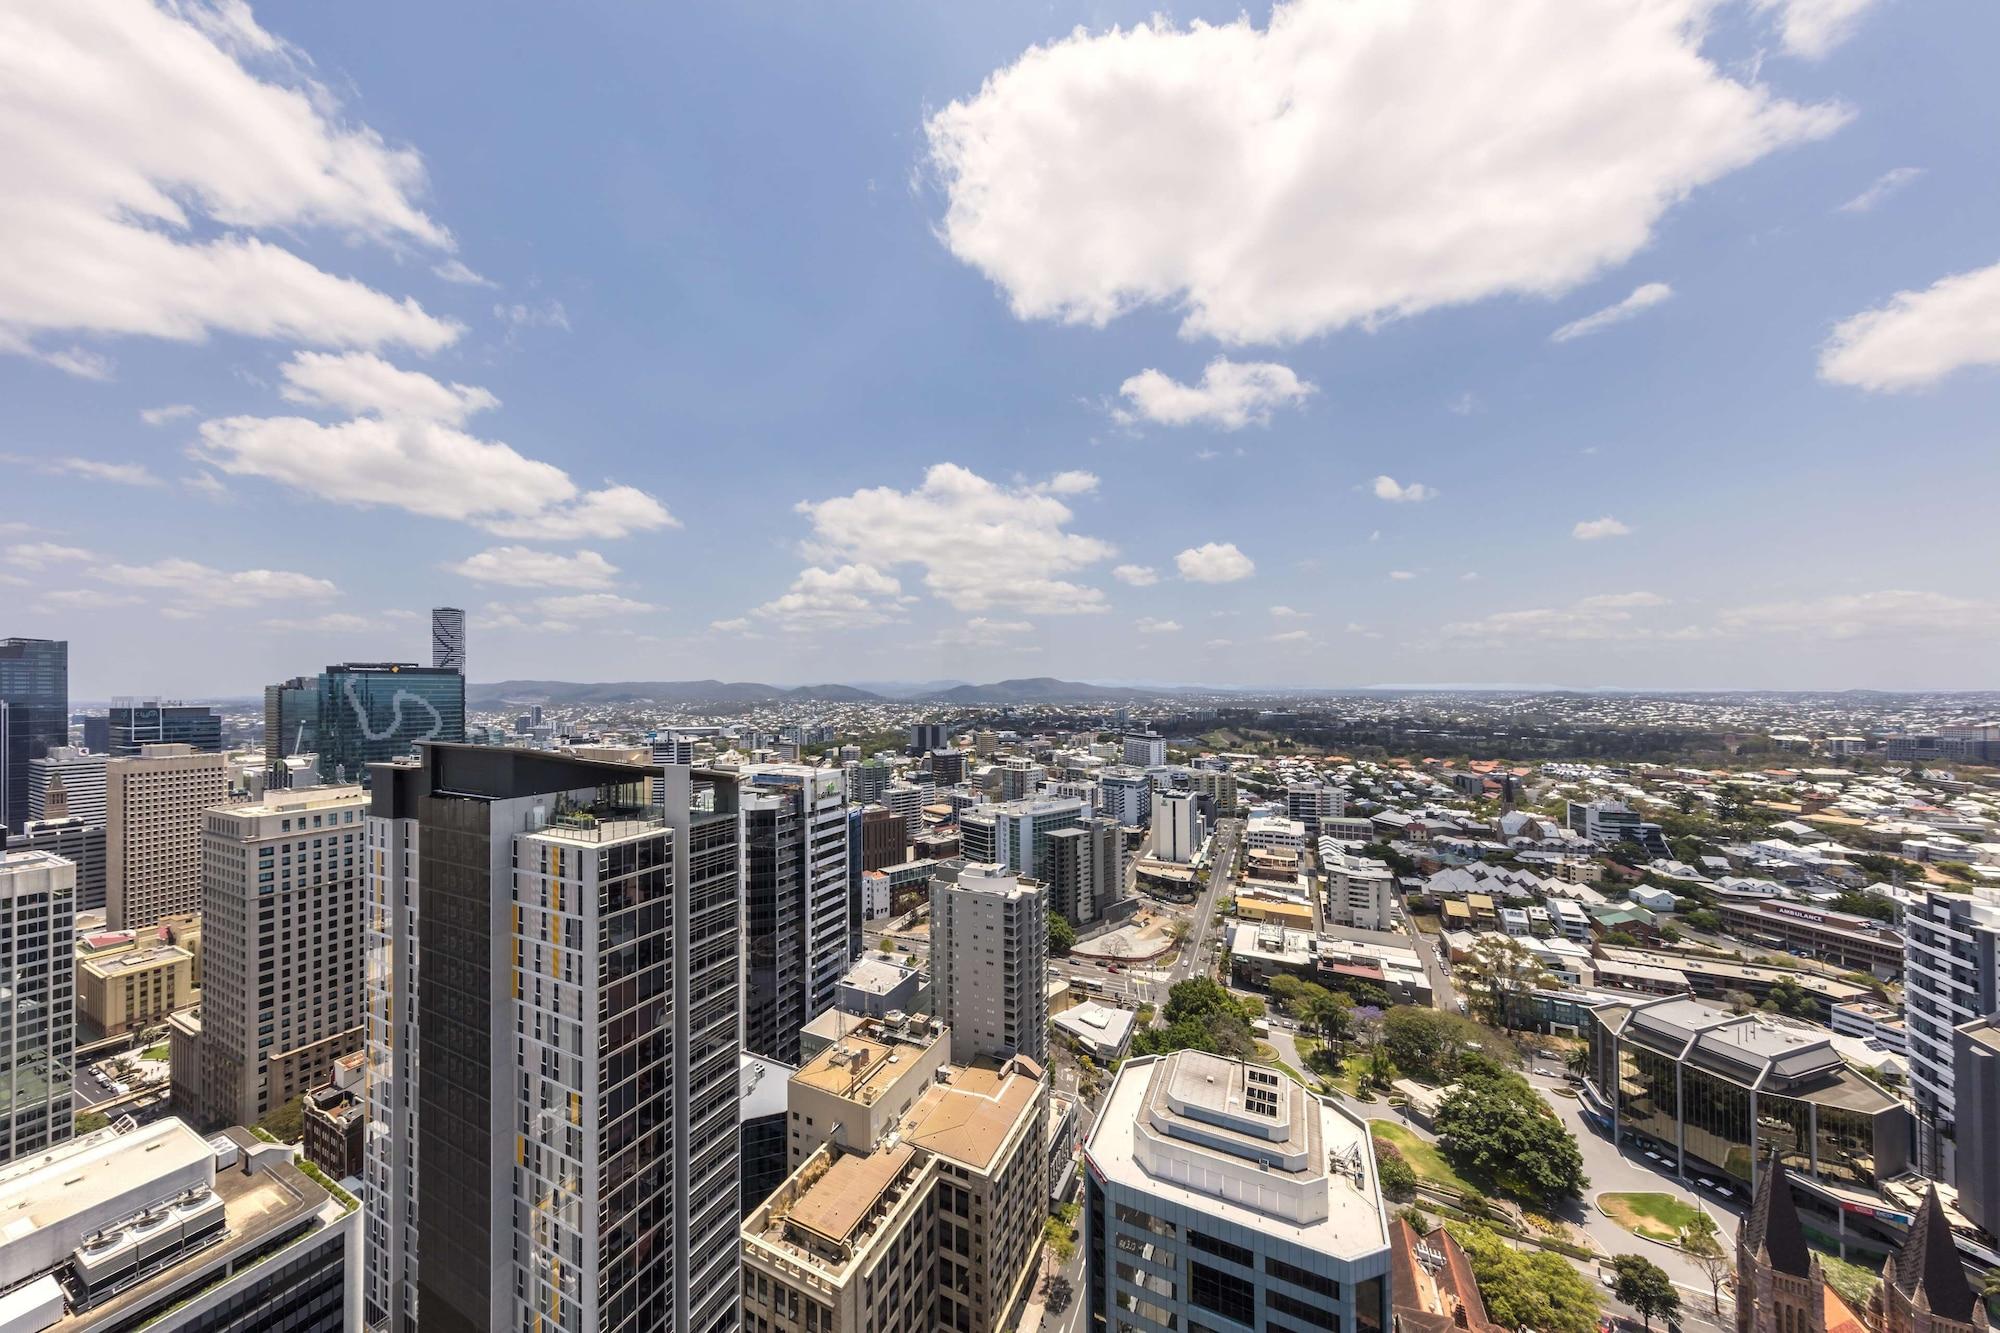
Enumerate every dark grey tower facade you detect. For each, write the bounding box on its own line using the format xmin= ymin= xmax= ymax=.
xmin=0 ymin=638 xmax=67 ymax=836
xmin=104 ymin=698 xmax=223 ymax=756
xmin=373 ymin=745 xmax=742 ymax=1333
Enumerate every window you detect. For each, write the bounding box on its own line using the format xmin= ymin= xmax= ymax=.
xmin=1267 ymin=1291 xmax=1337 ymax=1330
xmin=1190 ymin=1262 xmax=1256 ymax=1326
xmin=1188 ymin=1230 xmax=1254 ymax=1268
xmin=1264 ymin=1258 xmax=1336 ymax=1300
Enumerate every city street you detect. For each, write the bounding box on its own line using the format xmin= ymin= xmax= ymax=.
xmin=1402 ymin=914 xmax=1460 ymax=1013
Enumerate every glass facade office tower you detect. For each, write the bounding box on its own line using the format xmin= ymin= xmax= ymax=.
xmin=0 ymin=638 xmax=67 ymax=837
xmin=363 ymin=745 xmax=742 ymax=1333
xmin=1903 ymin=886 xmax=2000 ymax=1180
xmin=430 ymin=607 xmax=465 ymax=673
xmin=266 ymin=662 xmax=466 ymax=787
xmin=0 ymin=849 xmax=75 ymax=1165
xmin=104 ymin=698 xmax=224 ymax=757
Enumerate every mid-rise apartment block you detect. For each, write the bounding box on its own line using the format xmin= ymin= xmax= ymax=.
xmin=1045 ymin=816 xmax=1125 ymax=925
xmin=363 ymin=745 xmax=743 ymax=1333
xmin=741 ymin=1052 xmax=1049 ymax=1333
xmin=1322 ymin=842 xmax=1398 ymax=931
xmin=1099 ymin=767 xmax=1152 ymax=828
xmin=931 ymin=862 xmax=1048 ymax=1068
xmin=1904 ymin=886 xmax=2000 ymax=1180
xmin=189 ymin=783 xmax=368 ymax=1130
xmin=106 ymin=743 xmax=229 ymax=930
xmin=1085 ymin=1050 xmax=1391 ymax=1333
xmin=1122 ymin=733 xmax=1166 ymax=768
xmin=743 ymin=765 xmax=850 ymax=1065
xmin=960 ymin=796 xmax=1085 ymax=882
xmin=1149 ymin=789 xmax=1203 ymax=864
xmin=785 ymin=1014 xmax=951 ymax=1168
xmin=0 ymin=849 xmax=74 ymax=1165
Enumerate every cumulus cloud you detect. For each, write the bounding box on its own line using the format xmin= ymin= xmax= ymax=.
xmin=1113 ymin=564 xmax=1159 ymax=587
xmin=280 ymin=351 xmax=497 ymax=425
xmin=1176 ymin=542 xmax=1254 ymax=584
xmin=1573 ymin=516 xmax=1634 ymax=540
xmin=262 ymin=611 xmax=384 ymax=633
xmin=38 ymin=588 xmax=141 ymax=611
xmin=1818 ymin=261 xmax=2000 ymax=392
xmin=925 ymin=0 xmax=1845 ymax=345
xmin=195 ymin=357 xmax=674 ymax=539
xmin=89 ymin=556 xmax=338 ymax=610
xmin=1372 ymin=476 xmax=1437 ymax=503
xmin=447 ymin=546 xmax=619 ymax=589
xmin=1752 ymin=0 xmax=1885 ymax=59
xmin=1270 ymin=606 xmax=1310 ymax=620
xmin=1114 ymin=358 xmax=1315 ymax=429
xmin=1036 ymin=470 xmax=1099 ymax=495
xmin=1837 ymin=166 xmax=1922 ymax=214
xmin=1135 ymin=617 xmax=1182 ymax=634
xmin=0 ymin=0 xmax=459 ymax=368
xmin=1550 ymin=283 xmax=1673 ymax=343
xmin=752 ymin=564 xmax=911 ymax=630
xmin=796 ymin=464 xmax=1114 ymax=614
xmin=475 ymin=592 xmax=659 ymax=633
xmin=141 ymin=404 xmax=197 ymax=426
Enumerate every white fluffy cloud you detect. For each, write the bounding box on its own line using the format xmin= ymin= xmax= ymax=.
xmin=1372 ymin=476 xmax=1437 ymax=504
xmin=140 ymin=404 xmax=196 ymax=426
xmin=0 ymin=0 xmax=459 ymax=366
xmin=1752 ymin=0 xmax=1885 ymax=59
xmin=1573 ymin=516 xmax=1634 ymax=540
xmin=1113 ymin=564 xmax=1159 ymax=587
xmin=87 ymin=556 xmax=337 ymax=610
xmin=195 ymin=356 xmax=674 ymax=538
xmin=281 ymin=351 xmax=497 ymax=425
xmin=796 ymin=464 xmax=1114 ymax=614
xmin=476 ymin=592 xmax=659 ymax=633
xmin=1176 ymin=542 xmax=1254 ymax=584
xmin=1135 ymin=617 xmax=1182 ymax=634
xmin=1268 ymin=629 xmax=1310 ymax=644
xmin=925 ymin=0 xmax=1845 ymax=345
xmin=1550 ymin=283 xmax=1673 ymax=343
xmin=1115 ymin=358 xmax=1315 ymax=429
xmin=752 ymin=564 xmax=910 ymax=630
xmin=447 ymin=547 xmax=619 ymax=589
xmin=1818 ymin=261 xmax=2000 ymax=392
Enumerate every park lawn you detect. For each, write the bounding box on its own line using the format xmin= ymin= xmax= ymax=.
xmin=142 ymin=1043 xmax=170 ymax=1062
xmin=1369 ymin=1120 xmax=1472 ymax=1193
xmin=1599 ymin=1192 xmax=1700 ymax=1243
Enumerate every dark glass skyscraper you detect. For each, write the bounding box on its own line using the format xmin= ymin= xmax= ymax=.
xmin=0 ymin=638 xmax=67 ymax=836
xmin=104 ymin=698 xmax=223 ymax=756
xmin=266 ymin=663 xmax=465 ymax=787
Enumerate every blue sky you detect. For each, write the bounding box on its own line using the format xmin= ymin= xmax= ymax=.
xmin=8 ymin=0 xmax=2000 ymax=698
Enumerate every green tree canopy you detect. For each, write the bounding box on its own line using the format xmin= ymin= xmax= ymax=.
xmin=1048 ymin=915 xmax=1077 ymax=956
xmin=1448 ymin=1222 xmax=1601 ymax=1333
xmin=1434 ymin=1070 xmax=1588 ymax=1206
xmin=1380 ymin=1006 xmax=1485 ymax=1082
xmin=1611 ymin=1253 xmax=1682 ymax=1330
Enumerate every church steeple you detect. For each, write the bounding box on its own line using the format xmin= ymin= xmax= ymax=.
xmin=1877 ymin=1184 xmax=1986 ymax=1332
xmin=1742 ymin=1151 xmax=1813 ymax=1279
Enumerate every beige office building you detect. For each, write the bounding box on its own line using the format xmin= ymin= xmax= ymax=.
xmin=742 ymin=1052 xmax=1049 ymax=1333
xmin=187 ymin=783 xmax=367 ymax=1129
xmin=106 ymin=744 xmax=229 ymax=930
xmin=784 ymin=1014 xmax=951 ymax=1171
xmin=75 ymin=931 xmax=196 ymax=1040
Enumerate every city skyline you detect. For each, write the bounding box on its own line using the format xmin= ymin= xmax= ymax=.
xmin=9 ymin=0 xmax=2000 ymax=698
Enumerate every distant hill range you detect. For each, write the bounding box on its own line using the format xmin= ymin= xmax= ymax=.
xmin=467 ymin=675 xmax=1196 ymax=707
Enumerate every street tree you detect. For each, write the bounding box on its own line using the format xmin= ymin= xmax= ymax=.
xmin=1462 ymin=935 xmax=1550 ymax=1029
xmin=1611 ymin=1254 xmax=1682 ymax=1331
xmin=1680 ymin=1211 xmax=1731 ymax=1314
